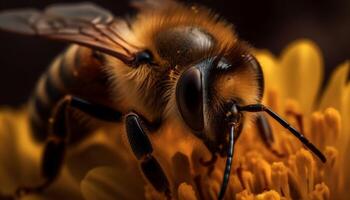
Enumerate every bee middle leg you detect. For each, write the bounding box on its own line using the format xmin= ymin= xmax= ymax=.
xmin=256 ymin=113 xmax=285 ymax=157
xmin=15 ymin=96 xmax=122 ymax=199
xmin=125 ymin=112 xmax=171 ymax=198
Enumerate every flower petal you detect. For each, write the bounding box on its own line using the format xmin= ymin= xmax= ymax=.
xmin=0 ymin=108 xmax=83 ymax=199
xmin=66 ymin=142 xmax=130 ymax=181
xmin=279 ymin=39 xmax=324 ymax=113
xmin=342 ymin=83 xmax=350 ymax=193
xmin=0 ymin=108 xmax=42 ymax=192
xmin=81 ymin=166 xmax=145 ymax=200
xmin=318 ymin=61 xmax=349 ymax=111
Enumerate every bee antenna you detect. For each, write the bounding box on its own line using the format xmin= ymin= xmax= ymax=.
xmin=218 ymin=106 xmax=237 ymax=200
xmin=237 ymin=104 xmax=327 ymax=163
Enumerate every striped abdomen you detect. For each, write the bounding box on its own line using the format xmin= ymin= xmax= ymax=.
xmin=28 ymin=45 xmax=110 ymax=142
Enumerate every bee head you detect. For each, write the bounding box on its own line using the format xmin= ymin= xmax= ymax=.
xmin=175 ymin=52 xmax=264 ymax=155
xmin=106 ymin=5 xmax=264 ymax=155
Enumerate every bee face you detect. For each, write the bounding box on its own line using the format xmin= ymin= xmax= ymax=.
xmin=175 ymin=52 xmax=264 ymax=154
xmin=105 ymin=4 xmax=264 ymax=154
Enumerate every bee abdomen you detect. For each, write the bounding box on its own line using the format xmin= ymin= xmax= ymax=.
xmin=28 ymin=46 xmax=81 ymax=142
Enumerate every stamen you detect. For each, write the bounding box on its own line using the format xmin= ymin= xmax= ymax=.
xmin=310 ymin=112 xmax=324 ymax=147
xmin=324 ymin=108 xmax=341 ymax=145
xmin=172 ymin=152 xmax=193 ymax=188
xmin=250 ymin=159 xmax=271 ymax=192
xmin=287 ymin=149 xmax=315 ymax=199
xmin=177 ymin=183 xmax=197 ymax=200
xmin=236 ymin=190 xmax=254 ymax=200
xmin=144 ymin=184 xmax=166 ymax=199
xmin=295 ymin=149 xmax=315 ymax=193
xmin=240 ymin=170 xmax=255 ymax=193
xmin=323 ymin=147 xmax=342 ymax=195
xmin=271 ymin=162 xmax=291 ymax=199
xmin=279 ymin=134 xmax=299 ymax=156
xmin=309 ymin=183 xmax=330 ymax=200
xmin=324 ymin=147 xmax=339 ymax=171
xmin=208 ymin=178 xmax=220 ymax=200
xmin=285 ymin=100 xmax=304 ymax=133
xmin=255 ymin=190 xmax=282 ymax=200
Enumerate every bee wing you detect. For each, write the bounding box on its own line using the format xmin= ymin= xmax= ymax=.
xmin=131 ymin=0 xmax=177 ymax=10
xmin=0 ymin=3 xmax=138 ymax=65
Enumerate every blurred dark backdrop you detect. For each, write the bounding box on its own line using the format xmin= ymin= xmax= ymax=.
xmin=0 ymin=0 xmax=349 ymax=106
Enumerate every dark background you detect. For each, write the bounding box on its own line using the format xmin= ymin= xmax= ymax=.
xmin=0 ymin=0 xmax=349 ymax=106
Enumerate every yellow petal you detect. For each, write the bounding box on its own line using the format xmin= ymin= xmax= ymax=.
xmin=0 ymin=108 xmax=82 ymax=199
xmin=67 ymin=143 xmax=130 ymax=181
xmin=279 ymin=39 xmax=324 ymax=113
xmin=318 ymin=61 xmax=349 ymax=111
xmin=342 ymin=83 xmax=350 ymax=135
xmin=341 ymin=83 xmax=350 ymax=198
xmin=81 ymin=166 xmax=145 ymax=200
xmin=38 ymin=167 xmax=84 ymax=200
xmin=0 ymin=108 xmax=42 ymax=192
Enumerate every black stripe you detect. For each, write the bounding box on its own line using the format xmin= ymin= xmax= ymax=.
xmin=73 ymin=47 xmax=82 ymax=67
xmin=29 ymin=109 xmax=48 ymax=142
xmin=32 ymin=94 xmax=51 ymax=123
xmin=45 ymin=72 xmax=64 ymax=103
xmin=29 ymin=47 xmax=79 ymax=143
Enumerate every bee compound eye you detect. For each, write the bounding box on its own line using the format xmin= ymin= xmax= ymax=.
xmin=133 ymin=50 xmax=153 ymax=66
xmin=176 ymin=67 xmax=204 ymax=131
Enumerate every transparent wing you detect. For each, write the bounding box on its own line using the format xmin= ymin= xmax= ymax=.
xmin=0 ymin=2 xmax=139 ymax=65
xmin=131 ymin=0 xmax=177 ymax=10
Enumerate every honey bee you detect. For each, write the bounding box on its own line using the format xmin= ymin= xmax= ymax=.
xmin=0 ymin=0 xmax=326 ymax=199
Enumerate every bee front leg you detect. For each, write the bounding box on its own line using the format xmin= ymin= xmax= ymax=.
xmin=15 ymin=96 xmax=122 ymax=199
xmin=125 ymin=113 xmax=171 ymax=198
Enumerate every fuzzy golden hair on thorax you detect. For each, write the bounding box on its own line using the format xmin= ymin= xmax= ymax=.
xmin=104 ymin=0 xmax=261 ymax=126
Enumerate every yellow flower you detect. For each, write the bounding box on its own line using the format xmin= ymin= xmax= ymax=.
xmin=254 ymin=39 xmax=350 ymax=199
xmin=0 ymin=39 xmax=349 ymax=200
xmin=0 ymin=108 xmax=83 ymax=200
xmin=81 ymin=39 xmax=350 ymax=200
